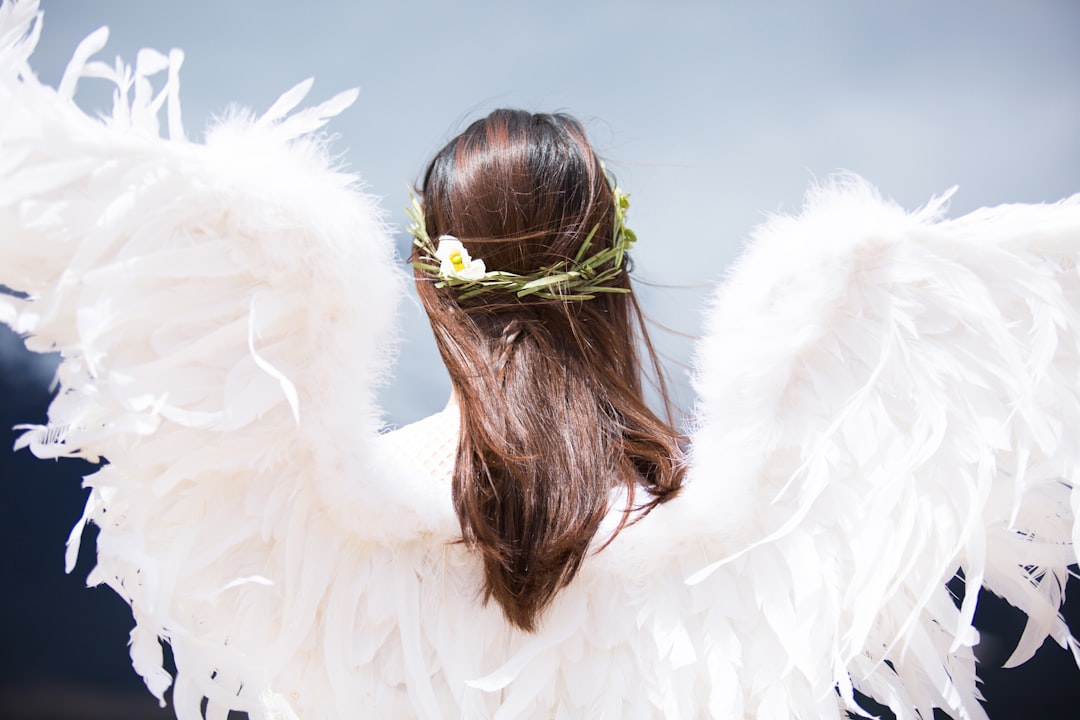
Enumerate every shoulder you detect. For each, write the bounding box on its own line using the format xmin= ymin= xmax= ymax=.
xmin=308 ymin=408 xmax=460 ymax=545
xmin=379 ymin=404 xmax=460 ymax=486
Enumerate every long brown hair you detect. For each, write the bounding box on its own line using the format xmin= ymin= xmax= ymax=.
xmin=414 ymin=109 xmax=685 ymax=631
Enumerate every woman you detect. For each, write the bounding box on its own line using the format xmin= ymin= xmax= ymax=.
xmin=3 ymin=3 xmax=1080 ymax=716
xmin=399 ymin=108 xmax=685 ymax=632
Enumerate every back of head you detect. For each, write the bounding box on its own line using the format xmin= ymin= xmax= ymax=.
xmin=413 ymin=109 xmax=684 ymax=631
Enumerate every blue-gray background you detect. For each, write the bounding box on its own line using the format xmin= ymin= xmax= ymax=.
xmin=1 ymin=0 xmax=1078 ymax=717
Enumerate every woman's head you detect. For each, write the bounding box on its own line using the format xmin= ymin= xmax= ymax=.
xmin=413 ymin=109 xmax=684 ymax=632
xmin=416 ymin=109 xmax=620 ymax=290
xmin=412 ymin=110 xmax=639 ymax=392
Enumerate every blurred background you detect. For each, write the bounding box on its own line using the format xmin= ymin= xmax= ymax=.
xmin=1 ymin=0 xmax=1078 ymax=717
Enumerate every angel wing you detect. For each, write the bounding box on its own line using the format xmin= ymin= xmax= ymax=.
xmin=0 ymin=1 xmax=456 ymax=716
xmin=676 ymin=176 xmax=1080 ymax=718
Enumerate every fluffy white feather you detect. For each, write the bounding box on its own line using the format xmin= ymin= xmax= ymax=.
xmin=687 ymin=175 xmax=1080 ymax=717
xmin=0 ymin=1 xmax=419 ymax=715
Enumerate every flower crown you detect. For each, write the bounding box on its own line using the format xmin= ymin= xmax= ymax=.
xmin=406 ymin=185 xmax=637 ymax=301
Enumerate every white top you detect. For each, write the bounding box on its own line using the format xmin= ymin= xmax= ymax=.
xmin=381 ymin=402 xmax=461 ymax=485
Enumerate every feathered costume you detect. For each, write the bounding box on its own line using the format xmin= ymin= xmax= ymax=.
xmin=2 ymin=1 xmax=1079 ymax=717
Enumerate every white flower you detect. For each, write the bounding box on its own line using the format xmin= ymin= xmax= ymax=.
xmin=434 ymin=235 xmax=487 ymax=281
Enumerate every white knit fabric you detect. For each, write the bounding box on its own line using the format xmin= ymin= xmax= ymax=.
xmin=381 ymin=404 xmax=460 ymax=486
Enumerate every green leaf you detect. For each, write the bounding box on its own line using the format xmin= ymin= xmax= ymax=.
xmin=574 ymin=224 xmax=600 ymax=263
xmin=521 ymin=274 xmax=573 ymax=290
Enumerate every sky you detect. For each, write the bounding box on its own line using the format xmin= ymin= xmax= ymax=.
xmin=15 ymin=0 xmax=1080 ymax=425
xmin=2 ymin=0 xmax=1080 ymax=716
